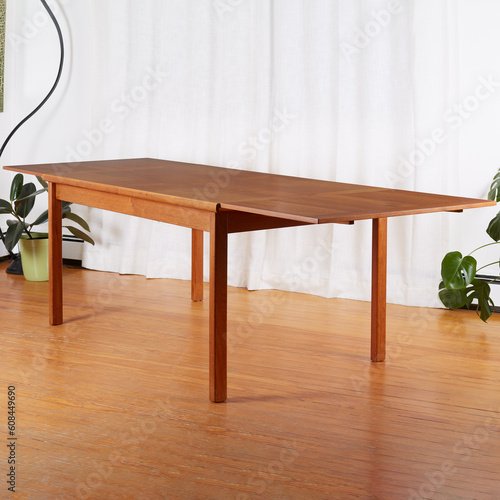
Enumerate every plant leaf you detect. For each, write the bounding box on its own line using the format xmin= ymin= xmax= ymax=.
xmin=486 ymin=211 xmax=500 ymax=242
xmin=465 ymin=279 xmax=494 ymax=322
xmin=32 ymin=210 xmax=49 ymax=226
xmin=64 ymin=226 xmax=95 ymax=245
xmin=6 ymin=219 xmax=23 ymax=227
xmin=441 ymin=251 xmax=477 ymax=289
xmin=0 ymin=199 xmax=12 ymax=214
xmin=14 ymin=183 xmax=36 ymax=219
xmin=14 ymin=187 xmax=47 ymax=204
xmin=10 ymin=174 xmax=23 ymax=202
xmin=488 ymin=170 xmax=500 ymax=201
xmin=62 ymin=212 xmax=90 ymax=231
xmin=29 ymin=205 xmax=71 ymax=227
xmin=439 ymin=287 xmax=467 ymax=309
xmin=36 ymin=176 xmax=48 ymax=188
xmin=4 ymin=222 xmax=25 ymax=253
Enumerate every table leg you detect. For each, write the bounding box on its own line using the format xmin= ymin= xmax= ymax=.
xmin=209 ymin=212 xmax=228 ymax=402
xmin=191 ymin=229 xmax=204 ymax=301
xmin=48 ymin=183 xmax=63 ymax=325
xmin=371 ymin=218 xmax=387 ymax=362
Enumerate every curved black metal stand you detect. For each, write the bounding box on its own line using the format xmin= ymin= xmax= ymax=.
xmin=0 ymin=0 xmax=65 ymax=158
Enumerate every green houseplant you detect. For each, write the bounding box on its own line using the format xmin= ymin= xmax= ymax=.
xmin=439 ymin=170 xmax=500 ymax=321
xmin=0 ymin=173 xmax=94 ymax=280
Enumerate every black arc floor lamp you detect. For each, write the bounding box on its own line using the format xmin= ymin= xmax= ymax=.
xmin=0 ymin=0 xmax=65 ymax=273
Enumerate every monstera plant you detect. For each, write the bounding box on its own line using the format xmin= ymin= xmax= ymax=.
xmin=439 ymin=170 xmax=500 ymax=322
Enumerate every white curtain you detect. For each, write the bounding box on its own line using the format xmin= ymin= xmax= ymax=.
xmin=2 ymin=0 xmax=500 ymax=307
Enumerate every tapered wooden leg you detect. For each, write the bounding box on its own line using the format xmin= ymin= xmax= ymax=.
xmin=371 ymin=218 xmax=387 ymax=362
xmin=209 ymin=212 xmax=228 ymax=402
xmin=49 ymin=183 xmax=63 ymax=325
xmin=191 ymin=229 xmax=204 ymax=301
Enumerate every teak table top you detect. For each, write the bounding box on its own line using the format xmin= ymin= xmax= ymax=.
xmin=4 ymin=158 xmax=495 ymax=223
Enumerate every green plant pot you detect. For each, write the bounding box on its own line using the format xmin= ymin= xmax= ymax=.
xmin=19 ymin=233 xmax=49 ymax=282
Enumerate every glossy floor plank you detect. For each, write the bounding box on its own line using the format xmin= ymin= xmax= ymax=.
xmin=1 ymin=262 xmax=499 ymax=499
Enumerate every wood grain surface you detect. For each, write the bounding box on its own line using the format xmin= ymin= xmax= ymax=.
xmin=4 ymin=158 xmax=495 ymax=223
xmin=1 ymin=262 xmax=499 ymax=498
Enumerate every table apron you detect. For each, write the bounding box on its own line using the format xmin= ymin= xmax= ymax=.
xmin=55 ymin=183 xmax=212 ymax=231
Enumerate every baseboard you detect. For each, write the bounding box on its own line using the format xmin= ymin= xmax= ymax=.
xmin=63 ymin=259 xmax=83 ymax=268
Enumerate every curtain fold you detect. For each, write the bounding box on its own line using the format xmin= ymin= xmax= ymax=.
xmin=72 ymin=0 xmax=500 ymax=308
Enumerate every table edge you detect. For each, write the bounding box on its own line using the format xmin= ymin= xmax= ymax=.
xmin=3 ymin=165 xmax=219 ymax=213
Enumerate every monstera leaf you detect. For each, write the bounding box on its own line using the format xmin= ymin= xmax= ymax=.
xmin=438 ymin=282 xmax=467 ymax=310
xmin=488 ymin=169 xmax=500 ymax=202
xmin=465 ymin=279 xmax=494 ymax=322
xmin=439 ymin=169 xmax=500 ymax=322
xmin=441 ymin=252 xmax=477 ymax=289
xmin=486 ymin=211 xmax=500 ymax=242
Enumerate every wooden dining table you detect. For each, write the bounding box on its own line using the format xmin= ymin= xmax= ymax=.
xmin=4 ymin=158 xmax=495 ymax=402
